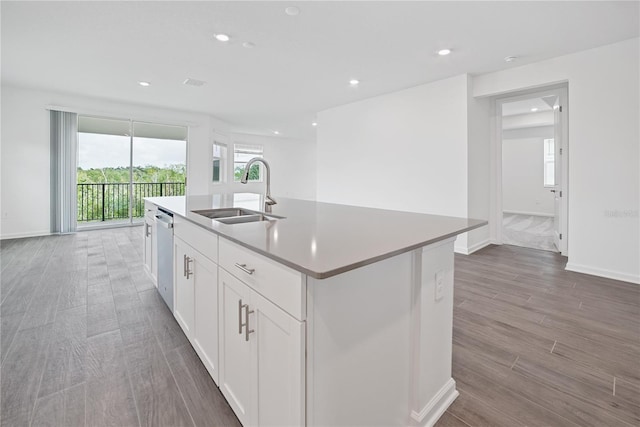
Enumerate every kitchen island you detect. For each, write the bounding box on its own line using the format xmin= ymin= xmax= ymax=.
xmin=144 ymin=193 xmax=486 ymax=427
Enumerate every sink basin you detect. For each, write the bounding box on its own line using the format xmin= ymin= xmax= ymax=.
xmin=191 ymin=208 xmax=258 ymax=219
xmin=191 ymin=208 xmax=283 ymax=225
xmin=217 ymin=214 xmax=275 ymax=225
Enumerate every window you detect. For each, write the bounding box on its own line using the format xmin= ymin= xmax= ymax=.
xmin=543 ymin=138 xmax=555 ymax=187
xmin=234 ymin=143 xmax=263 ymax=182
xmin=212 ymin=141 xmax=227 ymax=184
xmin=76 ymin=116 xmax=187 ymax=226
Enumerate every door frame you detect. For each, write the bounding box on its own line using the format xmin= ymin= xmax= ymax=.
xmin=494 ymin=85 xmax=569 ymax=255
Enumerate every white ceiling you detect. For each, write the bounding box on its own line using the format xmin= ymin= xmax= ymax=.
xmin=2 ymin=1 xmax=638 ymax=140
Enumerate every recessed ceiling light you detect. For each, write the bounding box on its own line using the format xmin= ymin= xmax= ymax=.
xmin=349 ymin=79 xmax=360 ymax=86
xmin=531 ymin=107 xmax=538 ymax=112
xmin=311 ymin=122 xmax=318 ymax=127
xmin=138 ymin=81 xmax=150 ymax=87
xmin=285 ymin=6 xmax=300 ymax=16
xmin=242 ymin=41 xmax=256 ymax=49
xmin=273 ymin=130 xmax=280 ymax=135
xmin=183 ymin=78 xmax=206 ymax=87
xmin=504 ymin=56 xmax=517 ymax=63
xmin=437 ymin=48 xmax=452 ymax=56
xmin=214 ymin=33 xmax=230 ymax=42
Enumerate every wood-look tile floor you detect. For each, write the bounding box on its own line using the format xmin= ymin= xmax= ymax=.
xmin=1 ymin=228 xmax=638 ymax=426
xmin=0 ymin=227 xmax=240 ymax=427
xmin=440 ymin=244 xmax=640 ymax=427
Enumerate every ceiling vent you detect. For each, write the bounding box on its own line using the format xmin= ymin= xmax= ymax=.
xmin=183 ymin=78 xmax=206 ymax=87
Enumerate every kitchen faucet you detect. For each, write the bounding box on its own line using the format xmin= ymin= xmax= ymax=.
xmin=241 ymin=157 xmax=276 ymax=212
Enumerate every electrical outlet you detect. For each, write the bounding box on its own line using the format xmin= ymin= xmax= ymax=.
xmin=435 ymin=270 xmax=444 ymax=301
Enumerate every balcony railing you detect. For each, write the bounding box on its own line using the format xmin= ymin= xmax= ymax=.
xmin=77 ymin=182 xmax=185 ymax=222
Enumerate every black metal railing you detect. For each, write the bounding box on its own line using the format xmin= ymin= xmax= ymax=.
xmin=77 ymin=182 xmax=185 ymax=222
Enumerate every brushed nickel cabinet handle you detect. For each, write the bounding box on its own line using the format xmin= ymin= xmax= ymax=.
xmin=185 ymin=256 xmax=193 ymax=279
xmin=234 ymin=263 xmax=255 ymax=275
xmin=245 ymin=305 xmax=255 ymax=342
xmin=238 ymin=299 xmax=244 ymax=335
xmin=183 ymin=254 xmax=187 ymax=277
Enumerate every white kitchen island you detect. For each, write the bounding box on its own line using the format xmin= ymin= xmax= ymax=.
xmin=144 ymin=193 xmax=485 ymax=427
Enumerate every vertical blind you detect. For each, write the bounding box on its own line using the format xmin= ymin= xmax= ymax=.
xmin=50 ymin=110 xmax=78 ymax=233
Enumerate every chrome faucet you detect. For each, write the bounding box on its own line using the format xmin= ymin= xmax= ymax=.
xmin=241 ymin=157 xmax=277 ymax=212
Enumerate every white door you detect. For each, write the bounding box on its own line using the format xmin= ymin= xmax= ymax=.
xmin=192 ymin=253 xmax=219 ymax=385
xmin=253 ymin=290 xmax=305 ymax=427
xmin=174 ymin=237 xmax=194 ymax=339
xmin=552 ymin=101 xmax=566 ymax=253
xmin=218 ymin=269 xmax=254 ymax=426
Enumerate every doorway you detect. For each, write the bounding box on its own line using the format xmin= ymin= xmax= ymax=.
xmin=76 ymin=116 xmax=187 ymax=228
xmin=496 ymin=87 xmax=568 ymax=254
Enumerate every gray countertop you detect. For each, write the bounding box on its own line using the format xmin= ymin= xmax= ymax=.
xmin=146 ymin=193 xmax=487 ymax=279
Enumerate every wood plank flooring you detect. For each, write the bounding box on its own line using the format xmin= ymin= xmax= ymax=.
xmin=0 ymin=228 xmax=240 ymax=427
xmin=1 ymin=229 xmax=638 ymax=426
xmin=443 ymin=244 xmax=640 ymax=427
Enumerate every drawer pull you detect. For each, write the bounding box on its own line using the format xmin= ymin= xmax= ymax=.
xmin=235 ymin=263 xmax=255 ymax=275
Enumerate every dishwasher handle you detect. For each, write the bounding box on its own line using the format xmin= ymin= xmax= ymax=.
xmin=155 ymin=214 xmax=174 ymax=229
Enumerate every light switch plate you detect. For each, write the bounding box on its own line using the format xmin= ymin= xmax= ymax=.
xmin=435 ymin=270 xmax=444 ymax=301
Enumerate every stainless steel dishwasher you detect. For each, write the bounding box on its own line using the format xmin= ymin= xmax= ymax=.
xmin=155 ymin=209 xmax=174 ymax=311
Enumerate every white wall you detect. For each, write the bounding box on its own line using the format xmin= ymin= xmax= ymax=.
xmin=502 ymin=137 xmax=555 ymax=216
xmin=316 ymin=74 xmax=491 ymax=254
xmin=466 ymin=76 xmax=491 ymax=252
xmin=0 ymin=85 xmax=317 ymax=239
xmin=475 ymin=38 xmax=640 ymax=283
xmin=317 ymin=74 xmax=469 ymax=217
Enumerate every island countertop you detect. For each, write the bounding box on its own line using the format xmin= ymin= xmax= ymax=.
xmin=145 ymin=193 xmax=487 ymax=279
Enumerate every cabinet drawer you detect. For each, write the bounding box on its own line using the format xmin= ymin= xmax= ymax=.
xmin=174 ymin=217 xmax=218 ymax=263
xmin=219 ymin=238 xmax=305 ymax=320
xmin=144 ymin=201 xmax=157 ymax=221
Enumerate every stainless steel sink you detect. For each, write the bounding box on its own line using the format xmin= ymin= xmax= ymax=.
xmin=191 ymin=208 xmax=283 ymax=225
xmin=217 ymin=214 xmax=275 ymax=225
xmin=191 ymin=208 xmax=258 ymax=219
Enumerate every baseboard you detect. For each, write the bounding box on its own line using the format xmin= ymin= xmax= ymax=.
xmin=455 ymin=238 xmax=492 ymax=255
xmin=503 ymin=210 xmax=554 ymax=218
xmin=410 ymin=378 xmax=459 ymax=427
xmin=565 ymin=262 xmax=640 ymax=285
xmin=0 ymin=230 xmax=52 ymax=240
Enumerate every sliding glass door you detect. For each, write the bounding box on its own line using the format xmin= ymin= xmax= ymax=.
xmin=77 ymin=116 xmax=187 ymax=227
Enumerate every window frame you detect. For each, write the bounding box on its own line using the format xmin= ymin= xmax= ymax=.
xmin=233 ymin=143 xmax=264 ymax=183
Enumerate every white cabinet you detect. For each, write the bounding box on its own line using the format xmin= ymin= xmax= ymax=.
xmin=219 ymin=268 xmax=305 ymax=427
xmin=174 ymin=237 xmax=195 ymax=338
xmin=173 ymin=234 xmax=220 ymax=384
xmin=192 ymin=252 xmax=219 ymax=382
xmin=143 ymin=203 xmax=157 ymax=285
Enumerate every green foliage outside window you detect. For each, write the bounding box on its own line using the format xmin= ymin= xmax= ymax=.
xmin=234 ymin=164 xmax=260 ymax=181
xmin=76 ymin=165 xmax=186 ymax=222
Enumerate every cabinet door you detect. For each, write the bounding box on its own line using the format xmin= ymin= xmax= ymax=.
xmin=143 ymin=219 xmax=153 ymax=276
xmin=253 ymin=291 xmax=305 ymax=427
xmin=174 ymin=238 xmax=194 ymax=340
xmin=192 ymin=254 xmax=219 ymax=385
xmin=150 ymin=219 xmax=158 ymax=283
xmin=218 ymin=269 xmax=254 ymax=427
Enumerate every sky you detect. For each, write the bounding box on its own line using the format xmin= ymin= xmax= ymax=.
xmin=78 ymin=133 xmax=186 ymax=169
